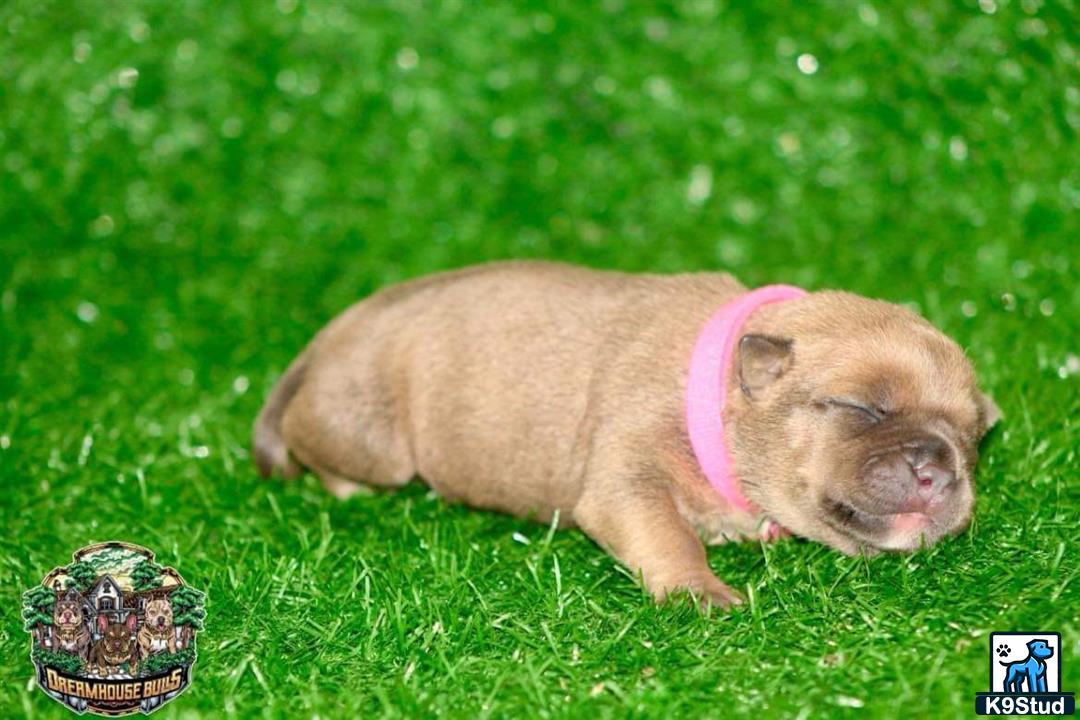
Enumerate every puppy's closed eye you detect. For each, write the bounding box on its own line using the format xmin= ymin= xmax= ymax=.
xmin=818 ymin=397 xmax=886 ymax=424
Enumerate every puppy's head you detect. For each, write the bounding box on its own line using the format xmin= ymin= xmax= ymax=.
xmin=145 ymin=598 xmax=173 ymax=631
xmin=729 ymin=291 xmax=999 ymax=554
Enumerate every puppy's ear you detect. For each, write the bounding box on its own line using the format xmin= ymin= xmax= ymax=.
xmin=738 ymin=334 xmax=793 ymax=398
xmin=97 ymin=614 xmax=108 ymax=634
xmin=126 ymin=613 xmax=138 ymax=632
xmin=978 ymin=391 xmax=1001 ymax=436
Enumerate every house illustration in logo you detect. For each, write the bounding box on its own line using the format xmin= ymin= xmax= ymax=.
xmin=88 ymin=575 xmax=127 ymax=616
xmin=82 ymin=568 xmax=186 ymax=623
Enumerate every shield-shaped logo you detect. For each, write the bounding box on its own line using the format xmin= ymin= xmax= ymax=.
xmin=22 ymin=541 xmax=205 ymax=716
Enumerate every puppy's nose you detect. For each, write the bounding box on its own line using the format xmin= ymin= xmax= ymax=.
xmin=905 ymin=434 xmax=951 ymax=467
xmin=913 ymin=461 xmax=954 ymax=501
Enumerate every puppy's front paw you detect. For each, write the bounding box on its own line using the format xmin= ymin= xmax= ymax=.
xmin=651 ymin=572 xmax=744 ymax=611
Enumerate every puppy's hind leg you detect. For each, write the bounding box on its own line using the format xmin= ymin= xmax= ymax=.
xmin=279 ymin=370 xmax=416 ymax=500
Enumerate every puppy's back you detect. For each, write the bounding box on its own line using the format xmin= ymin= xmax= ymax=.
xmin=257 ymin=261 xmax=742 ymax=517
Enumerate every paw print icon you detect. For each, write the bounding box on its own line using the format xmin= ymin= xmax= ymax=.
xmin=995 ymin=643 xmax=1010 ymax=658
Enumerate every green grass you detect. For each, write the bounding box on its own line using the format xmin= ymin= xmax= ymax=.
xmin=1 ymin=1 xmax=1078 ymax=717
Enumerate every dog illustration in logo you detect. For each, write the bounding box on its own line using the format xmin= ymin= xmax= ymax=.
xmin=1001 ymin=639 xmax=1053 ymax=693
xmin=87 ymin=613 xmax=138 ymax=677
xmin=50 ymin=592 xmax=91 ymax=660
xmin=137 ymin=597 xmax=177 ymax=657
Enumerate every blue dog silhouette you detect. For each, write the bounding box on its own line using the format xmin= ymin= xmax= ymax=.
xmin=1001 ymin=639 xmax=1054 ymax=693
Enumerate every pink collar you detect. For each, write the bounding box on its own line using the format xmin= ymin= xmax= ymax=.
xmin=686 ymin=285 xmax=807 ymax=519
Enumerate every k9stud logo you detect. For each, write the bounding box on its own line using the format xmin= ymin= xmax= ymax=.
xmin=22 ymin=542 xmax=206 ymax=716
xmin=975 ymin=632 xmax=1075 ymax=716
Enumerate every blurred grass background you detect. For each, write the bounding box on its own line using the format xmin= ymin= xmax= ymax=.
xmin=0 ymin=1 xmax=1077 ymax=718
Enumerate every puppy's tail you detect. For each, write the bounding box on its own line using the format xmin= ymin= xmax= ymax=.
xmin=253 ymin=352 xmax=308 ymax=479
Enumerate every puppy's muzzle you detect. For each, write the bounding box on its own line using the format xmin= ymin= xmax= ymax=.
xmin=901 ymin=434 xmax=956 ymax=512
xmin=863 ymin=434 xmax=957 ymax=515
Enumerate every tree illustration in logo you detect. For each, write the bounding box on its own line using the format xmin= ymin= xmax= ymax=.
xmin=131 ymin=559 xmax=164 ymax=592
xmin=65 ymin=561 xmax=96 ymax=592
xmin=171 ymin=585 xmax=206 ymax=646
xmin=21 ymin=586 xmax=55 ymax=649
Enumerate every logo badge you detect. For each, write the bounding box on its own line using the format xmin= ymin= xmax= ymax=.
xmin=22 ymin=542 xmax=206 ymax=716
xmin=975 ymin=632 xmax=1075 ymax=715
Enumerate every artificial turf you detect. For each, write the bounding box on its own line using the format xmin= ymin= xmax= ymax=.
xmin=1 ymin=1 xmax=1077 ymax=718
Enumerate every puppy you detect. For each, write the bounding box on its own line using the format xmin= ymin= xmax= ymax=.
xmin=51 ymin=594 xmax=91 ymax=660
xmin=137 ymin=598 xmax=177 ymax=657
xmin=254 ymin=261 xmax=998 ymax=607
xmin=87 ymin=614 xmax=138 ymax=676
